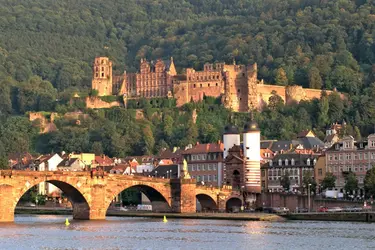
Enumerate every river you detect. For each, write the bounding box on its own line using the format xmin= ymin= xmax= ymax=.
xmin=0 ymin=215 xmax=374 ymax=250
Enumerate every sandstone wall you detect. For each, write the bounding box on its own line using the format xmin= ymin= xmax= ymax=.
xmin=85 ymin=97 xmax=120 ymax=109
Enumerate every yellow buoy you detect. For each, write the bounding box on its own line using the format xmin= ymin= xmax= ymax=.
xmin=65 ymin=218 xmax=70 ymax=226
xmin=163 ymin=215 xmax=168 ymax=223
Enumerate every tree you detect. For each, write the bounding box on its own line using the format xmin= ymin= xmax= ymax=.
xmin=268 ymin=91 xmax=284 ymax=111
xmin=275 ymin=68 xmax=288 ymax=86
xmin=321 ymin=172 xmax=336 ymax=190
xmin=308 ymin=67 xmax=322 ymax=89
xmin=364 ymin=168 xmax=375 ymax=198
xmin=303 ymin=171 xmax=317 ymax=194
xmin=142 ymin=125 xmax=155 ymax=155
xmin=280 ymin=172 xmax=291 ymax=191
xmin=344 ymin=172 xmax=358 ymax=196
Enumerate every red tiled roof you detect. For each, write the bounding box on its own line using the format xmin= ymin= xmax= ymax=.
xmin=95 ymin=155 xmax=114 ymax=166
xmin=183 ymin=143 xmax=224 ymax=154
xmin=158 ymin=159 xmax=174 ymax=165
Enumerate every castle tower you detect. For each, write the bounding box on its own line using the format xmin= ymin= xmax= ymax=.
xmin=242 ymin=114 xmax=261 ymax=193
xmin=247 ymin=63 xmax=258 ymax=111
xmin=92 ymin=57 xmax=113 ymax=96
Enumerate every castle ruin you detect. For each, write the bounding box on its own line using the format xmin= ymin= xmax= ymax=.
xmin=89 ymin=57 xmax=337 ymax=111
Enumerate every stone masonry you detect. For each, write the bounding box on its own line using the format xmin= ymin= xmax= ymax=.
xmin=0 ymin=170 xmax=236 ymax=222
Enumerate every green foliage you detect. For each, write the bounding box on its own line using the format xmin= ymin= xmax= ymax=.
xmin=303 ymin=171 xmax=317 ymax=194
xmin=344 ymin=172 xmax=358 ymax=195
xmin=321 ymin=172 xmax=336 ymax=190
xmin=280 ymin=172 xmax=291 ymax=191
xmin=99 ymin=95 xmax=118 ymax=103
xmin=364 ymin=168 xmax=375 ymax=198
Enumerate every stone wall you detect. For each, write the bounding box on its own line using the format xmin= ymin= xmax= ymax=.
xmin=85 ymin=97 xmax=120 ymax=109
xmin=260 ymin=193 xmax=363 ymax=212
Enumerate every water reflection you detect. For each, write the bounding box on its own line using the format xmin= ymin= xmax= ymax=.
xmin=0 ymin=215 xmax=374 ymax=250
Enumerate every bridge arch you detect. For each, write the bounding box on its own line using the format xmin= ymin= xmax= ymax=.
xmin=225 ymin=197 xmax=242 ymax=212
xmin=196 ymin=194 xmax=217 ymax=212
xmin=15 ymin=180 xmax=91 ymax=220
xmin=106 ymin=182 xmax=172 ymax=213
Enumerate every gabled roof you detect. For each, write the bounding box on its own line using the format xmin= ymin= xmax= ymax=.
xmin=58 ymin=158 xmax=80 ymax=167
xmin=95 ymin=155 xmax=114 ymax=166
xmin=182 ymin=143 xmax=224 ymax=154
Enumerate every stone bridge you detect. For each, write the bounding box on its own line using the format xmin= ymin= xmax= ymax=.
xmin=0 ymin=170 xmax=241 ymax=222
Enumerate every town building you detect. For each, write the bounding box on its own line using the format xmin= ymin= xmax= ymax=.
xmin=88 ymin=56 xmax=339 ymax=111
xmin=57 ymin=158 xmax=86 ymax=171
xmin=182 ymin=142 xmax=224 ymax=187
xmin=261 ymin=153 xmax=318 ymax=193
xmin=325 ymin=134 xmax=375 ymax=196
xmin=314 ymin=154 xmax=327 ymax=192
xmin=34 ymin=153 xmax=63 ymax=196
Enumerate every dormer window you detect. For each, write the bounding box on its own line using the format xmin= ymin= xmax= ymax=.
xmin=371 ymin=141 xmax=375 ymax=148
xmin=313 ymin=159 xmax=317 ymax=165
xmin=278 ymin=159 xmax=282 ymax=166
xmin=360 ymin=143 xmax=363 ymax=148
xmin=285 ymin=159 xmax=288 ymax=166
xmin=335 ymin=144 xmax=340 ymax=150
xmin=269 ymin=161 xmax=273 ymax=167
xmin=291 ymin=158 xmax=295 ymax=166
xmin=307 ymin=158 xmax=311 ymax=166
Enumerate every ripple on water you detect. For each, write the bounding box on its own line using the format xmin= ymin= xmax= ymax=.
xmin=1 ymin=215 xmax=374 ymax=250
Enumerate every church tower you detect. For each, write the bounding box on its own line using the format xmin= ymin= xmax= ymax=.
xmin=92 ymin=57 xmax=113 ymax=96
xmin=242 ymin=114 xmax=261 ymax=193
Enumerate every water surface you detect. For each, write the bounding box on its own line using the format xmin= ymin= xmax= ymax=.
xmin=0 ymin=215 xmax=374 ymax=250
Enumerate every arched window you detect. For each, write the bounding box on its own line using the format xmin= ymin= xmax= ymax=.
xmin=291 ymin=158 xmax=295 ymax=166
xmin=278 ymin=159 xmax=282 ymax=166
xmin=285 ymin=159 xmax=289 ymax=166
xmin=307 ymin=158 xmax=311 ymax=166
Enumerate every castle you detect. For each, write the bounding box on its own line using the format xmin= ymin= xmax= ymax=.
xmin=89 ymin=56 xmax=336 ymax=111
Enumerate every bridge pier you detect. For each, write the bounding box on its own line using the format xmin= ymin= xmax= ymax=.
xmin=0 ymin=184 xmax=16 ymax=222
xmin=171 ymin=179 xmax=196 ymax=213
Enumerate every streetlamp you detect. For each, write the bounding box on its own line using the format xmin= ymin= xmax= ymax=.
xmin=308 ymin=183 xmax=312 ymax=212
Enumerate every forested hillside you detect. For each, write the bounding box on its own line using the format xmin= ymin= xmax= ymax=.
xmin=0 ymin=0 xmax=373 ymax=92
xmin=0 ymin=0 xmax=375 ymax=165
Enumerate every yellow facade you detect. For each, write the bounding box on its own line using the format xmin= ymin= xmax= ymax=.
xmin=69 ymin=153 xmax=95 ymax=166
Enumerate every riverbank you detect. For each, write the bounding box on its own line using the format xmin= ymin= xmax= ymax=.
xmin=284 ymin=212 xmax=375 ymax=222
xmin=15 ymin=207 xmax=283 ymax=222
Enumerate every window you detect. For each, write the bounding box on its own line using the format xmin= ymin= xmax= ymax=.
xmin=285 ymin=159 xmax=289 ymax=166
xmin=364 ymin=153 xmax=368 ymax=160
xmin=202 ymin=164 xmax=205 ymax=171
xmin=329 ymin=155 xmax=333 ymax=161
xmin=197 ymin=165 xmax=201 ymax=171
xmin=291 ymin=159 xmax=295 ymax=166
xmin=192 ymin=165 xmax=195 ymax=171
xmin=197 ymin=176 xmax=201 ymax=181
xmin=193 ymin=84 xmax=196 ymax=88
xmin=307 ymin=159 xmax=310 ymax=166
xmin=101 ymin=73 xmax=104 ymax=77
xmin=278 ymin=159 xmax=282 ymax=166
xmin=207 ymin=164 xmax=211 ymax=170
xmin=213 ymin=175 xmax=217 ymax=181
xmin=372 ymin=141 xmax=375 ymax=147
xmin=207 ymin=175 xmax=211 ymax=181
xmin=213 ymin=164 xmax=217 ymax=170
xmin=200 ymin=84 xmax=202 ymax=88
xmin=359 ymin=153 xmax=362 ymax=160
xmin=339 ymin=154 xmax=343 ymax=160
xmin=318 ymin=169 xmax=323 ymax=176
xmin=346 ymin=154 xmax=351 ymax=160
xmin=202 ymin=175 xmax=205 ymax=181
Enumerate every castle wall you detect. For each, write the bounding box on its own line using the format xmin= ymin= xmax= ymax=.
xmin=85 ymin=97 xmax=120 ymax=109
xmin=256 ymin=84 xmax=287 ymax=108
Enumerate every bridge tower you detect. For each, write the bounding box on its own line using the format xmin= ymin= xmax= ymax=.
xmin=242 ymin=113 xmax=261 ymax=194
